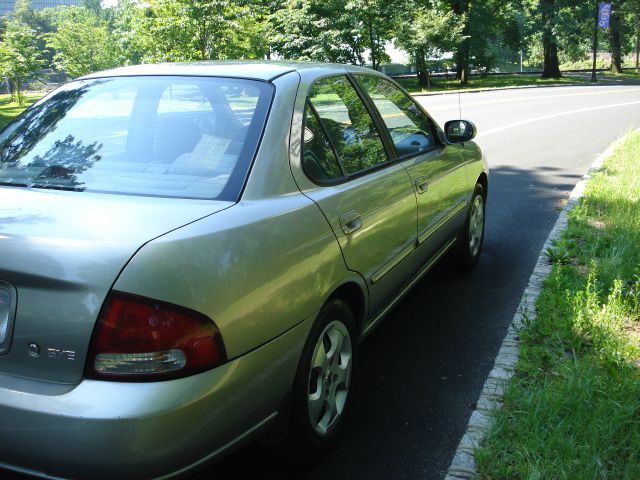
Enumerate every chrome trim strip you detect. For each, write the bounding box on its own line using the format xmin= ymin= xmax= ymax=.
xmin=417 ymin=200 xmax=467 ymax=246
xmin=371 ymin=242 xmax=415 ymax=285
xmin=362 ymin=237 xmax=457 ymax=339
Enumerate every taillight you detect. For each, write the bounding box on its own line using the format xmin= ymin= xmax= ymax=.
xmin=86 ymin=291 xmax=226 ymax=381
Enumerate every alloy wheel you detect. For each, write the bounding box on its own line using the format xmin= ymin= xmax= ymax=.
xmin=469 ymin=194 xmax=484 ymax=257
xmin=307 ymin=320 xmax=353 ymax=437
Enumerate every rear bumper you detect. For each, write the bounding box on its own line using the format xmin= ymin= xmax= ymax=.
xmin=0 ymin=316 xmax=312 ymax=480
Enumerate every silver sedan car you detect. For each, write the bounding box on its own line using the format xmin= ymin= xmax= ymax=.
xmin=0 ymin=62 xmax=487 ymax=479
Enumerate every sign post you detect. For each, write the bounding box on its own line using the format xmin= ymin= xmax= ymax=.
xmin=592 ymin=2 xmax=612 ymax=82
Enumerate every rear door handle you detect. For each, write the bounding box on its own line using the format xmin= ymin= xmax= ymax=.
xmin=340 ymin=210 xmax=363 ymax=235
xmin=414 ymin=176 xmax=429 ymax=194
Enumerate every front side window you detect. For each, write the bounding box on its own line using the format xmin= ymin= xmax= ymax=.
xmin=0 ymin=76 xmax=272 ymax=200
xmin=355 ymin=75 xmax=438 ymax=157
xmin=308 ymin=76 xmax=387 ymax=175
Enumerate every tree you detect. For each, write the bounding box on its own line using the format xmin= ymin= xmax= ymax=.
xmin=46 ymin=6 xmax=119 ymax=78
xmin=394 ymin=1 xmax=464 ymax=87
xmin=271 ymin=0 xmax=393 ymax=67
xmin=12 ymin=0 xmax=37 ymax=25
xmin=610 ymin=0 xmax=640 ymax=73
xmin=134 ymin=0 xmax=252 ymax=62
xmin=446 ymin=0 xmax=514 ymax=83
xmin=0 ymin=20 xmax=43 ymax=104
xmin=345 ymin=0 xmax=393 ymax=70
xmin=106 ymin=0 xmax=148 ymax=66
xmin=9 ymin=0 xmax=56 ymax=66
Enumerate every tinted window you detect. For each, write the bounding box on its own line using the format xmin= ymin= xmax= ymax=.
xmin=0 ymin=76 xmax=272 ymax=200
xmin=356 ymin=75 xmax=437 ymax=157
xmin=308 ymin=76 xmax=387 ymax=175
xmin=303 ymin=106 xmax=343 ymax=182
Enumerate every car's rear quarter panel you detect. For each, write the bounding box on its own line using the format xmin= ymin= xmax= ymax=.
xmin=114 ymin=195 xmax=354 ymax=359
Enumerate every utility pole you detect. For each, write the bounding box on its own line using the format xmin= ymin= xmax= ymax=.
xmin=636 ymin=23 xmax=640 ymax=72
xmin=593 ymin=2 xmax=612 ymax=82
xmin=520 ymin=50 xmax=523 ymax=73
xmin=591 ymin=1 xmax=599 ymax=82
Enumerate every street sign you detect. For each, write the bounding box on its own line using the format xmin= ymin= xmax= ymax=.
xmin=598 ymin=2 xmax=611 ymax=29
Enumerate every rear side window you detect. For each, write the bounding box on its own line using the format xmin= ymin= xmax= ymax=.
xmin=0 ymin=76 xmax=272 ymax=200
xmin=303 ymin=106 xmax=343 ymax=182
xmin=307 ymin=76 xmax=388 ymax=175
xmin=355 ymin=75 xmax=438 ymax=157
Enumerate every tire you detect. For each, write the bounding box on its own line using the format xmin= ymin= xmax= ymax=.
xmin=283 ymin=298 xmax=357 ymax=460
xmin=456 ymin=183 xmax=486 ymax=270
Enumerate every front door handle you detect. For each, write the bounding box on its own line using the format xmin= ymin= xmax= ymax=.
xmin=414 ymin=176 xmax=429 ymax=194
xmin=340 ymin=210 xmax=363 ymax=235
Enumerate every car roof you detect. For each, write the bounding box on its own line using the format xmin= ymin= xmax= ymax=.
xmin=79 ymin=61 xmax=380 ymax=82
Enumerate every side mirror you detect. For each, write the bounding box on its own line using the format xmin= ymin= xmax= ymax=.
xmin=444 ymin=120 xmax=477 ymax=143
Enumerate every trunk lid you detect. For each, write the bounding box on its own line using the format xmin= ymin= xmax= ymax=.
xmin=0 ymin=187 xmax=231 ymax=384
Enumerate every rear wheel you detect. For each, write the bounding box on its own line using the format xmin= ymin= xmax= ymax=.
xmin=456 ymin=183 xmax=485 ymax=270
xmin=284 ymin=298 xmax=356 ymax=459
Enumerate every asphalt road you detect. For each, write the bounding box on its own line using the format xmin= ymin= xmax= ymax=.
xmin=199 ymin=85 xmax=640 ymax=479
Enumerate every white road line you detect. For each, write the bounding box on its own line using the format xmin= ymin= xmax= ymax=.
xmin=477 ymin=100 xmax=640 ymax=139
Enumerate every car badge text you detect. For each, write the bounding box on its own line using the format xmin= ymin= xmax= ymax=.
xmin=47 ymin=347 xmax=76 ymax=361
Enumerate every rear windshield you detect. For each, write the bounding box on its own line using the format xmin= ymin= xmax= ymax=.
xmin=0 ymin=76 xmax=273 ymax=200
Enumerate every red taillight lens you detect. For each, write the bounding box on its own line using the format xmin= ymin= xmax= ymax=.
xmin=87 ymin=291 xmax=226 ymax=381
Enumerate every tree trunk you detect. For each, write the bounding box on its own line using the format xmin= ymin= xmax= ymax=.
xmin=451 ymin=0 xmax=470 ymax=84
xmin=199 ymin=22 xmax=208 ymax=60
xmin=455 ymin=39 xmax=470 ymax=84
xmin=15 ymin=78 xmax=23 ymax=106
xmin=636 ymin=27 xmax=639 ymax=72
xmin=368 ymin=19 xmax=377 ymax=71
xmin=416 ymin=47 xmax=429 ymax=88
xmin=610 ymin=2 xmax=623 ymax=73
xmin=540 ymin=0 xmax=562 ymax=78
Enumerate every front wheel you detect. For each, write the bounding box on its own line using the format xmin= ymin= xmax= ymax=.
xmin=456 ymin=183 xmax=485 ymax=270
xmin=283 ymin=298 xmax=356 ymax=460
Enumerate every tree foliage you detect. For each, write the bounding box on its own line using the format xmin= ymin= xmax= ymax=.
xmin=132 ymin=0 xmax=256 ymax=62
xmin=0 ymin=19 xmax=43 ymax=104
xmin=45 ymin=7 xmax=119 ymax=78
xmin=2 ymin=0 xmax=639 ymax=89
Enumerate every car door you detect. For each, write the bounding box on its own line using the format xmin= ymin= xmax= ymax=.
xmin=297 ymin=75 xmax=417 ymax=319
xmin=354 ymin=74 xmax=470 ymax=268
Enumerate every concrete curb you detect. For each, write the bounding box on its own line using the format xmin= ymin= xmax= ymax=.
xmin=443 ymin=131 xmax=633 ymax=480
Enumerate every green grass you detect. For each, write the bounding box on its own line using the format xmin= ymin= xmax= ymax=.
xmin=0 ymin=93 xmax=45 ymax=129
xmin=476 ymin=130 xmax=640 ymax=479
xmin=397 ymin=71 xmax=640 ymax=94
